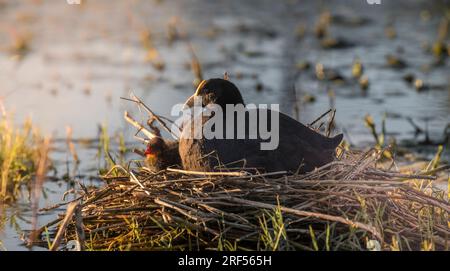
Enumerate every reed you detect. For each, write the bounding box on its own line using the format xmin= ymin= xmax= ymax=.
xmin=0 ymin=107 xmax=49 ymax=202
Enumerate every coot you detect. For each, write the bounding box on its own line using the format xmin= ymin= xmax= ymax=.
xmin=179 ymin=78 xmax=343 ymax=173
xmin=144 ymin=137 xmax=180 ymax=171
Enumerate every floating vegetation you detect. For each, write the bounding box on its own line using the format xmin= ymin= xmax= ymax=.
xmin=414 ymin=78 xmax=426 ymax=92
xmin=432 ymin=41 xmax=447 ymax=59
xmin=255 ymin=82 xmax=264 ymax=92
xmin=385 ymin=25 xmax=397 ymax=39
xmin=296 ymin=61 xmax=311 ymax=71
xmin=188 ymin=45 xmax=203 ymax=88
xmin=314 ymin=11 xmax=355 ymax=50
xmin=166 ymin=17 xmax=182 ymax=46
xmin=351 ymin=58 xmax=363 ymax=79
xmin=386 ymin=54 xmax=407 ymax=69
xmin=295 ymin=23 xmax=306 ymax=40
xmin=302 ymin=93 xmax=316 ymax=104
xmin=7 ymin=30 xmax=32 ymax=60
xmin=314 ymin=11 xmax=331 ymax=39
xmin=320 ymin=37 xmax=354 ymax=49
xmin=140 ymin=29 xmax=165 ymax=71
xmin=331 ymin=14 xmax=371 ymax=27
xmin=403 ymin=73 xmax=416 ymax=84
xmin=433 ymin=18 xmax=448 ymax=59
xmin=235 ymin=23 xmax=278 ymax=39
xmin=359 ymin=76 xmax=369 ymax=91
xmin=315 ymin=63 xmax=345 ymax=82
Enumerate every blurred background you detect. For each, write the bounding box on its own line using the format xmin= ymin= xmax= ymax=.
xmin=0 ymin=0 xmax=449 ymax=250
xmin=0 ymin=0 xmax=448 ymax=147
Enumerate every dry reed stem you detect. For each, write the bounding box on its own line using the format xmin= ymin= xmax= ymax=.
xmin=124 ymin=111 xmax=157 ymax=141
xmin=50 ymin=202 xmax=78 ymax=251
xmin=28 ymin=137 xmax=51 ymax=247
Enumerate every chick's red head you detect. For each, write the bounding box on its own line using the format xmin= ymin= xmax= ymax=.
xmin=144 ymin=137 xmax=164 ymax=158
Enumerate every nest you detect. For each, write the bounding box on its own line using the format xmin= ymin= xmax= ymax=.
xmin=35 ymin=148 xmax=448 ymax=251
xmin=34 ymin=95 xmax=449 ymax=251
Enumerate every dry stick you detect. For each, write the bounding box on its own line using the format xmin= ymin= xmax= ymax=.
xmin=90 ymin=222 xmax=128 ymax=234
xmin=28 ymin=137 xmax=51 ymax=247
xmin=157 ymin=197 xmax=216 ymax=220
xmin=196 ymin=201 xmax=251 ymax=224
xmin=39 ymin=195 xmax=84 ymax=212
xmin=50 ymin=202 xmax=79 ymax=251
xmin=406 ymin=117 xmax=424 ymax=134
xmin=164 ymin=189 xmax=251 ymax=224
xmin=308 ymin=109 xmax=332 ymax=127
xmin=289 ymin=179 xmax=408 ymax=185
xmin=150 ymin=176 xmax=218 ymax=184
xmin=74 ymin=205 xmax=85 ymax=251
xmin=66 ymin=126 xmax=79 ymax=163
xmin=187 ymin=42 xmax=203 ymax=83
xmin=228 ymin=197 xmax=383 ymax=242
xmin=420 ymin=165 xmax=450 ymax=176
xmin=326 ymin=109 xmax=336 ymax=137
xmin=154 ymin=198 xmax=202 ymax=223
xmin=365 ymin=169 xmax=437 ymax=180
xmin=32 ymin=217 xmax=64 ymax=239
xmin=82 ymin=187 xmax=115 ymax=207
xmin=297 ymin=161 xmax=347 ymax=180
xmin=229 ymin=171 xmax=288 ymax=179
xmin=396 ymin=205 xmax=450 ymax=235
xmin=101 ymin=165 xmax=130 ymax=179
xmin=124 ymin=111 xmax=157 ymax=140
xmin=125 ymin=94 xmax=179 ymax=140
xmin=170 ymin=216 xmax=219 ymax=236
xmin=99 ymin=206 xmax=160 ymax=214
xmin=292 ymin=85 xmax=300 ymax=121
xmin=166 ymin=168 xmax=248 ymax=177
xmin=129 ymin=171 xmax=150 ymax=196
xmin=342 ymin=149 xmax=377 ymax=180
xmin=399 ymin=187 xmax=450 ymax=213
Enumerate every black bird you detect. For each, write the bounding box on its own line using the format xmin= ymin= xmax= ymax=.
xmin=179 ymin=78 xmax=343 ymax=173
xmin=144 ymin=137 xmax=180 ymax=171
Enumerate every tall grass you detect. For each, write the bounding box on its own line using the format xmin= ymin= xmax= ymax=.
xmin=0 ymin=108 xmax=46 ymax=202
xmin=258 ymin=203 xmax=288 ymax=251
xmin=96 ymin=123 xmax=129 ymax=176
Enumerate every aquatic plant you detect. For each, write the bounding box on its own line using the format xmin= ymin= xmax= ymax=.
xmin=0 ymin=108 xmax=49 ymax=202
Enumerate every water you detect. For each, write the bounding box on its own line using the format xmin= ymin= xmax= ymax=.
xmin=0 ymin=0 xmax=449 ymax=250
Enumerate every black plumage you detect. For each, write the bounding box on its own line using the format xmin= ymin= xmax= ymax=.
xmin=144 ymin=137 xmax=180 ymax=171
xmin=179 ymin=78 xmax=343 ymax=173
